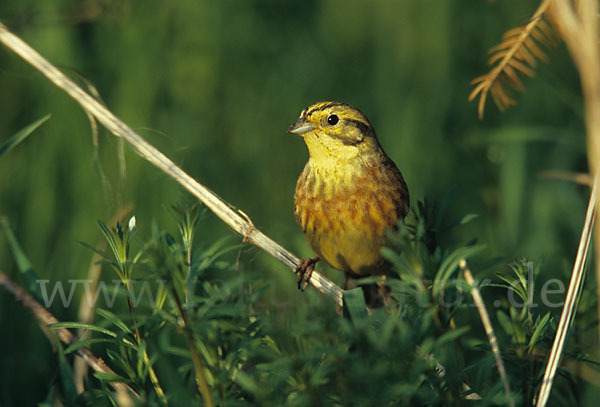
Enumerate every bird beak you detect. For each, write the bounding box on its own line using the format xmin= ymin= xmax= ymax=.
xmin=288 ymin=118 xmax=315 ymax=135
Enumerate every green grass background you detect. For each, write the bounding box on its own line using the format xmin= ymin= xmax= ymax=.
xmin=0 ymin=0 xmax=594 ymax=405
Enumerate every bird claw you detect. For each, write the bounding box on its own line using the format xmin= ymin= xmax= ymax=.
xmin=295 ymin=257 xmax=319 ymax=291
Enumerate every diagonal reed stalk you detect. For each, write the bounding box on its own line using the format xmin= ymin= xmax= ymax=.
xmin=0 ymin=21 xmax=343 ymax=308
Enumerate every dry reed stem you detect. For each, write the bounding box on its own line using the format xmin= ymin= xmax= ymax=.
xmin=459 ymin=259 xmax=514 ymax=407
xmin=538 ymin=170 xmax=592 ymax=186
xmin=550 ymin=0 xmax=600 ymax=310
xmin=0 ymin=270 xmax=137 ymax=405
xmin=535 ymin=176 xmax=597 ymax=407
xmin=0 ymin=22 xmax=343 ymax=307
xmin=535 ymin=0 xmax=600 ymax=405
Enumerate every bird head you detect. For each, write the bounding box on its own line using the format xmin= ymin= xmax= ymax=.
xmin=288 ymin=101 xmax=378 ymax=163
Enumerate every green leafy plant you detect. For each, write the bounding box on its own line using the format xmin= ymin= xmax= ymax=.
xmin=3 ymin=198 xmax=598 ymax=406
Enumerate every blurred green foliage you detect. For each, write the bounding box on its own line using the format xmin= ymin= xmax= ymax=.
xmin=0 ymin=0 xmax=598 ymax=405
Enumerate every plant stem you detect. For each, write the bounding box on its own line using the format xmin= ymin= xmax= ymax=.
xmin=461 ymin=260 xmax=514 ymax=407
xmin=125 ymin=280 xmax=168 ymax=405
xmin=171 ymin=286 xmax=214 ymax=407
xmin=185 ymin=245 xmax=192 ymax=311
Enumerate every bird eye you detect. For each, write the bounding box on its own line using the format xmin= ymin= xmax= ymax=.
xmin=327 ymin=114 xmax=339 ymax=125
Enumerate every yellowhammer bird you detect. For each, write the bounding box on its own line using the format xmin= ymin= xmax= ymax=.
xmin=289 ymin=101 xmax=410 ymax=298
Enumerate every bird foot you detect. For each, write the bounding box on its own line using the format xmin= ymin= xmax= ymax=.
xmin=295 ymin=257 xmax=319 ymax=291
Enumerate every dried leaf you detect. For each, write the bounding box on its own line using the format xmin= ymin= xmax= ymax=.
xmin=524 ymin=37 xmax=549 ymax=62
xmin=515 ymin=46 xmax=537 ymax=68
xmin=488 ymin=50 xmax=509 ymax=65
xmin=502 ymin=66 xmax=526 ymax=91
xmin=507 ymin=58 xmax=535 ymax=77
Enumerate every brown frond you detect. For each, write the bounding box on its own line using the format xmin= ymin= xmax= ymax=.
xmin=469 ymin=0 xmax=558 ymax=119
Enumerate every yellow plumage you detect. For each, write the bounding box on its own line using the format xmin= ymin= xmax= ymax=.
xmin=289 ymin=102 xmax=409 ymax=281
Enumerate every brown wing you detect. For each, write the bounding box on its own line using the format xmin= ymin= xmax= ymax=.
xmin=294 ymin=163 xmax=311 ymax=233
xmin=372 ymin=150 xmax=409 ymax=229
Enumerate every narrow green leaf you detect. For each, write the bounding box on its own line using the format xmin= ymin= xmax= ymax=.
xmin=164 ymin=346 xmax=191 ymax=358
xmin=343 ymin=288 xmax=368 ymax=324
xmin=56 ymin=340 xmax=79 ymax=403
xmin=0 ymin=114 xmax=51 ymax=157
xmin=78 ymin=240 xmax=110 ymax=258
xmin=443 ymin=213 xmax=480 ymax=231
xmin=434 ymin=244 xmax=485 ymax=297
xmin=381 ymin=247 xmax=419 ymax=278
xmin=64 ymin=338 xmax=117 ymax=354
xmin=458 ymin=213 xmax=479 ymax=225
xmin=436 ymin=326 xmax=470 ymax=347
xmin=137 ymin=340 xmax=147 ymax=379
xmin=199 ymin=236 xmax=235 ymax=260
xmin=234 ymin=370 xmax=262 ymax=396
xmin=106 ymin=349 xmax=136 ymax=379
xmin=496 ymin=310 xmax=514 ymax=336
xmin=96 ymin=308 xmax=132 ymax=334
xmin=48 ymin=322 xmax=118 ymax=337
xmin=98 ymin=220 xmax=119 ymax=262
xmin=1 ymin=218 xmax=44 ymax=302
xmin=528 ymin=312 xmax=551 ymax=352
xmin=93 ymin=372 xmax=129 ymax=383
